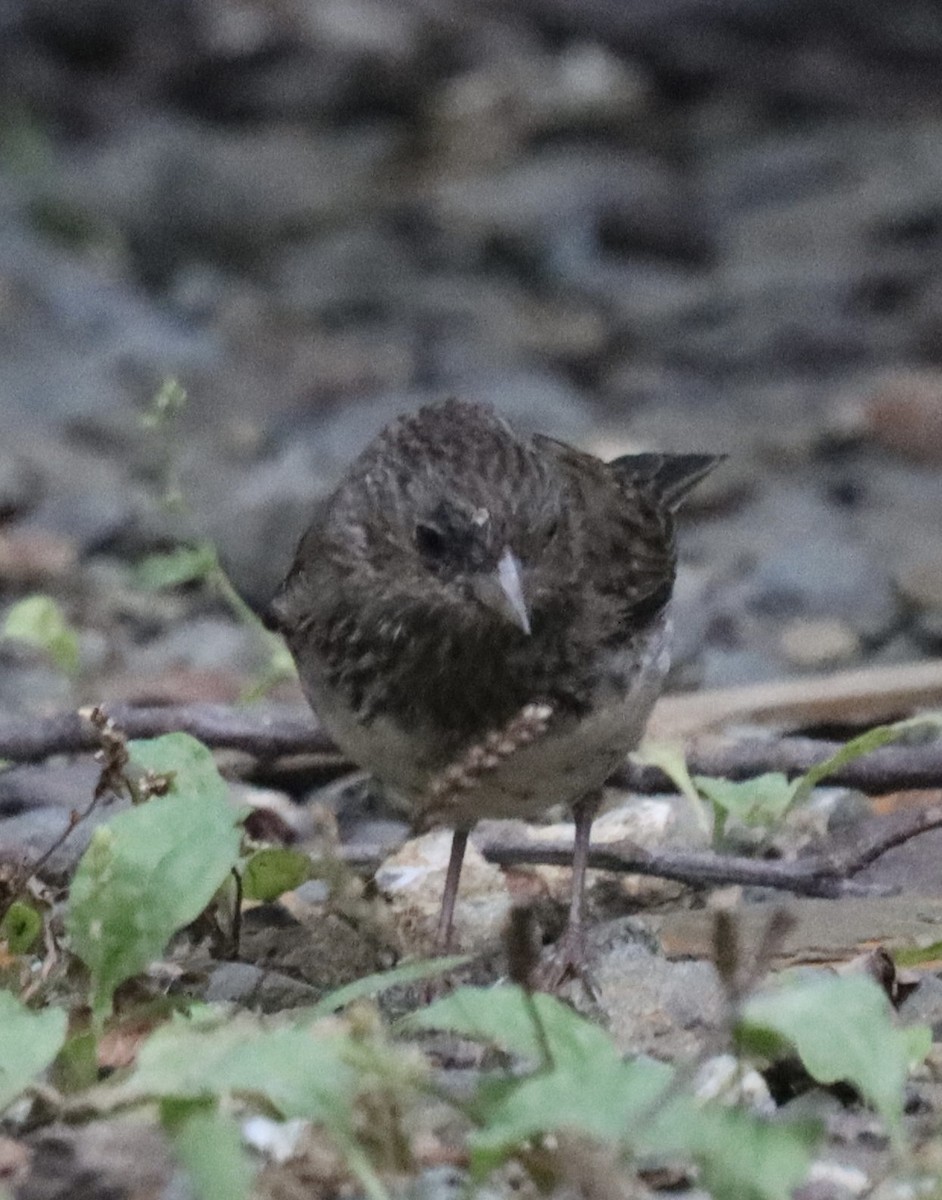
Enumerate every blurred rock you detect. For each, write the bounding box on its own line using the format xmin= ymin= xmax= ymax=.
xmin=0 ymin=453 xmax=43 ymax=521
xmin=779 ymin=616 xmax=861 ymax=669
xmin=203 ymin=960 xmax=319 ymax=1010
xmin=590 ymin=923 xmax=725 ymax=1059
xmin=0 ymin=529 xmax=77 ymax=586
xmin=842 ymin=370 xmax=942 ymax=464
xmin=895 ymin=559 xmax=942 ymax=641
xmin=19 ymin=1123 xmax=174 ymax=1200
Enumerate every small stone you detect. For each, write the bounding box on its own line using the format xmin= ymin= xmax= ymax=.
xmin=841 ymin=370 xmax=942 ymax=464
xmin=693 ymin=1053 xmax=774 ymax=1114
xmin=376 ymin=830 xmax=512 ymax=955
xmin=0 ymin=529 xmax=76 ymax=584
xmin=896 ymin=560 xmax=942 ymax=645
xmin=779 ymin=617 xmax=861 ymax=669
xmin=805 ymin=1162 xmax=870 ymax=1198
xmin=204 ymin=961 xmax=319 ymax=1010
xmin=896 ymin=559 xmax=942 ymax=615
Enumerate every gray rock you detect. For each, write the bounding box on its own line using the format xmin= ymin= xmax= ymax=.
xmin=21 ymin=1121 xmax=175 ymax=1200
xmin=203 ymin=961 xmax=319 ymax=1010
xmin=588 ymin=922 xmax=725 ymax=1059
xmin=0 ymin=452 xmax=43 ymax=520
xmin=52 ymin=119 xmax=401 ymax=278
xmin=126 ymin=616 xmax=266 ymax=677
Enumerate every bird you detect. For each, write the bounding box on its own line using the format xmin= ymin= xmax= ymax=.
xmin=269 ymin=399 xmax=721 ymax=985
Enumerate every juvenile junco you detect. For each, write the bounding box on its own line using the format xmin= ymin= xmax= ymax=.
xmin=271 ymin=399 xmax=721 ymax=983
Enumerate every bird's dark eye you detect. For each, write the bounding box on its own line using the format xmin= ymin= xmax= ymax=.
xmin=415 ymin=522 xmax=447 ymax=559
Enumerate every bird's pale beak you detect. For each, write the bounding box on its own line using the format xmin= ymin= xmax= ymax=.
xmin=471 ymin=547 xmax=531 ymax=634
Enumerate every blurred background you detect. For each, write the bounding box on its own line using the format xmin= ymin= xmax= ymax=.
xmin=1 ymin=0 xmax=942 ymax=715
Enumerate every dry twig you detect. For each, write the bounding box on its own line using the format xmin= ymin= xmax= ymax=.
xmin=1 ymin=702 xmax=941 ymax=795
xmin=478 ymin=801 xmax=942 ymax=898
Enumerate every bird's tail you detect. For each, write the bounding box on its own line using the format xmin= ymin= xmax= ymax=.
xmin=610 ymin=452 xmax=726 ymax=510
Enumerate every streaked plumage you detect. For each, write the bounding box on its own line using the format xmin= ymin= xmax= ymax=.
xmin=272 ymin=399 xmax=721 ymax=981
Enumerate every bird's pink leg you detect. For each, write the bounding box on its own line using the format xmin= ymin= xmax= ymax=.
xmin=436 ymin=828 xmax=470 ymax=952
xmin=537 ymin=791 xmax=601 ymax=990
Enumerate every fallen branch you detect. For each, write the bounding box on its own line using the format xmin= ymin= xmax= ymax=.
xmin=0 ymin=703 xmax=334 ymax=762
xmin=616 ymin=734 xmax=942 ymax=794
xmin=1 ymin=703 xmax=939 ymax=796
xmin=478 ymin=802 xmax=942 ymax=899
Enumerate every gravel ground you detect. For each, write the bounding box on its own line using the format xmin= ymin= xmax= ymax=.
xmin=2 ymin=2 xmax=942 ymax=1197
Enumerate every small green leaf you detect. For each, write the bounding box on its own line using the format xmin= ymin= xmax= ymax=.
xmin=168 ymin=1104 xmax=253 ymax=1200
xmin=406 ymin=984 xmax=818 ymax=1194
xmin=2 ymin=595 xmax=79 ymax=674
xmin=648 ymin=1100 xmax=818 ymax=1200
xmin=141 ymin=377 xmax=187 ymax=429
xmin=66 ymin=733 xmax=243 ymax=1018
xmin=631 ymin=741 xmax=710 ymax=833
xmin=134 ymin=544 xmax=218 ymax=591
xmin=113 ymin=1011 xmax=359 ymax=1119
xmin=790 ymin=713 xmax=942 ymax=809
xmin=52 ymin=1030 xmax=99 ymax=1094
xmin=403 ymin=985 xmax=674 ymax=1165
xmin=694 ymin=773 xmax=796 ymax=831
xmin=241 ymin=848 xmax=311 ymax=902
xmin=892 ymin=940 xmax=942 ymax=968
xmin=740 ymin=974 xmax=931 ymax=1135
xmin=309 ymin=955 xmax=469 ymax=1019
xmin=402 ymin=984 xmax=614 ymax=1065
xmin=0 ymin=901 xmax=43 ymax=954
xmin=0 ymin=991 xmax=68 ymax=1112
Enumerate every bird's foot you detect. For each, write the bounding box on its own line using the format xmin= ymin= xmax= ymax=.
xmin=534 ymin=926 xmax=598 ymax=999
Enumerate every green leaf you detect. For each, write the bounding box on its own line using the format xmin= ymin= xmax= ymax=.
xmin=740 ymin=974 xmax=931 ymax=1135
xmin=133 ymin=544 xmax=218 ymax=591
xmin=115 ymin=1010 xmax=406 ymax=1200
xmin=309 ymin=955 xmax=469 ymax=1019
xmin=0 ymin=901 xmax=43 ymax=954
xmin=892 ymin=940 xmax=942 ymax=968
xmin=2 ymin=595 xmax=79 ymax=674
xmin=407 ymin=985 xmax=816 ymax=1196
xmin=790 ymin=714 xmax=942 ymax=809
xmin=141 ymin=377 xmax=187 ymax=429
xmin=648 ymin=1101 xmax=818 ymax=1200
xmin=403 ymin=985 xmax=673 ymax=1162
xmin=0 ymin=991 xmax=68 ymax=1112
xmin=694 ymin=774 xmax=796 ymax=831
xmin=114 ymin=1011 xmax=359 ymax=1119
xmin=402 ymin=984 xmax=614 ymax=1065
xmin=241 ymin=848 xmax=311 ymax=902
xmin=66 ymin=733 xmax=243 ymax=1018
xmin=631 ymin=741 xmax=710 ymax=833
xmin=168 ymin=1104 xmax=254 ymax=1200
xmin=52 ymin=1031 xmax=99 ymax=1094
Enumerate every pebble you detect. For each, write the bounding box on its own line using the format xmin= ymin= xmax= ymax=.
xmin=375 ymin=830 xmax=512 ymax=955
xmin=0 ymin=453 xmax=42 ymax=520
xmin=852 ymin=370 xmax=942 ymax=464
xmin=895 ymin=560 xmax=942 ymax=645
xmin=203 ymin=961 xmax=319 ymax=1010
xmin=896 ymin=560 xmax=942 ymax=615
xmin=0 ymin=529 xmax=76 ymax=585
xmin=692 ymin=1053 xmax=775 ymax=1114
xmin=779 ymin=616 xmax=861 ymax=669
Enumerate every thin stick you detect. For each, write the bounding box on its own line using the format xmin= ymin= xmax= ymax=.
xmin=2 ymin=704 xmax=942 ymax=796
xmin=479 ymin=801 xmax=942 ymax=898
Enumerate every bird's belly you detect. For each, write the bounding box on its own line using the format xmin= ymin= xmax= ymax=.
xmin=302 ymin=618 xmax=672 ymax=825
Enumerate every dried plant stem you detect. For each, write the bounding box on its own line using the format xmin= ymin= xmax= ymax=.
xmin=416 ymin=702 xmax=554 ymax=830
